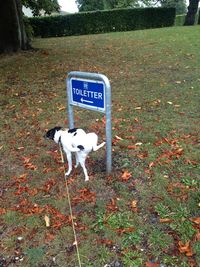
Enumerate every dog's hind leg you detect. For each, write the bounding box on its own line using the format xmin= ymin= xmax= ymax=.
xmin=88 ymin=133 xmax=106 ymax=151
xmin=75 ymin=152 xmax=79 ymax=168
xmin=78 ymin=155 xmax=89 ymax=181
xmin=93 ymin=141 xmax=106 ymax=151
xmin=65 ymin=152 xmax=72 ymax=176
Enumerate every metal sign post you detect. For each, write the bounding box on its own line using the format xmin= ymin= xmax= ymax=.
xmin=66 ymin=71 xmax=112 ymax=174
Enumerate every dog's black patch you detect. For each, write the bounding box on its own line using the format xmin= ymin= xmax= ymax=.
xmin=68 ymin=128 xmax=78 ymax=134
xmin=77 ymin=145 xmax=84 ymax=150
xmin=73 ymin=132 xmax=77 ymax=136
xmin=44 ymin=126 xmax=62 ymax=140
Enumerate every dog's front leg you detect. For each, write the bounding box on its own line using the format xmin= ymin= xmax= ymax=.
xmin=65 ymin=151 xmax=72 ymax=176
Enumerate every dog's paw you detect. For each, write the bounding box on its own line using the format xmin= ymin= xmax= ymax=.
xmin=85 ymin=177 xmax=89 ymax=182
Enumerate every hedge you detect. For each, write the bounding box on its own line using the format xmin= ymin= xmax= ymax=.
xmin=29 ymin=7 xmax=176 ymax=38
xmin=198 ymin=10 xmax=200 ymax=24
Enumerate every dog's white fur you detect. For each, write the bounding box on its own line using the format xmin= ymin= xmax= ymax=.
xmin=48 ymin=128 xmax=105 ymax=181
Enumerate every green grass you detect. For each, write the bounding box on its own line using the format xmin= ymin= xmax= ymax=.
xmin=0 ymin=26 xmax=200 ymax=266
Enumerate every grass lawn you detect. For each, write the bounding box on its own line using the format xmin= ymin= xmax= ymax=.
xmin=0 ymin=26 xmax=199 ymax=267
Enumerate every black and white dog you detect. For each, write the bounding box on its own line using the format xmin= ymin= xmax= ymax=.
xmin=44 ymin=127 xmax=105 ymax=181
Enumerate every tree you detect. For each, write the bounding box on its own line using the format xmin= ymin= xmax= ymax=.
xmin=22 ymin=0 xmax=60 ymax=16
xmin=184 ymin=0 xmax=199 ymax=25
xmin=159 ymin=0 xmax=187 ymax=15
xmin=76 ymin=0 xmax=187 ymax=13
xmin=0 ymin=0 xmax=59 ymax=53
xmin=76 ymin=0 xmax=147 ymax=11
xmin=76 ymin=0 xmax=104 ymax=12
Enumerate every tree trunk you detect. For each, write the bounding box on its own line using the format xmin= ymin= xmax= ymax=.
xmin=184 ymin=0 xmax=199 ymax=26
xmin=0 ymin=0 xmax=30 ymax=53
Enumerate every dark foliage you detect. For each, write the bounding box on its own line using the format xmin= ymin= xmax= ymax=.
xmin=29 ymin=7 xmax=176 ymax=38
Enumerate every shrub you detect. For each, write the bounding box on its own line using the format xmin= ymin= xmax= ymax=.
xmin=175 ymin=14 xmax=186 ymax=26
xmin=29 ymin=7 xmax=176 ymax=38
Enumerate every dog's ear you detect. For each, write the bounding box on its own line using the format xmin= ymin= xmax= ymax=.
xmin=54 ymin=126 xmax=62 ymax=132
xmin=44 ymin=126 xmax=62 ymax=140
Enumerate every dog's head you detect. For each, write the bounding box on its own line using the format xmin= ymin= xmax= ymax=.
xmin=44 ymin=127 xmax=62 ymax=141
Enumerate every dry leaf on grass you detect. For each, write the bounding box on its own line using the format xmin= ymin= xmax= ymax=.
xmin=44 ymin=215 xmax=50 ymax=227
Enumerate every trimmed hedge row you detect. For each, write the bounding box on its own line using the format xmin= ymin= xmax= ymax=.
xmin=29 ymin=7 xmax=176 ymax=38
xmin=198 ymin=10 xmax=200 ymax=24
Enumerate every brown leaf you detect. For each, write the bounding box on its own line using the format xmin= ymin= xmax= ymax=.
xmin=189 ymin=217 xmax=200 ymax=225
xmin=127 ymin=145 xmax=137 ymax=149
xmin=98 ymin=239 xmax=113 ymax=246
xmin=178 ymin=241 xmax=193 ymax=257
xmin=43 ymin=179 xmax=56 ymax=193
xmin=131 ymin=200 xmax=138 ymax=212
xmin=116 ymin=227 xmax=135 ymax=234
xmin=72 ymin=188 xmax=96 ymax=205
xmin=145 ymin=262 xmax=159 ymax=267
xmin=24 ymin=162 xmax=37 ymax=170
xmin=137 ymin=151 xmax=148 ymax=159
xmin=121 ymin=170 xmax=132 ymax=182
xmin=27 ymin=188 xmax=38 ymax=196
xmin=106 ymin=198 xmax=119 ymax=212
xmin=44 ymin=232 xmax=55 ymax=243
xmin=0 ymin=208 xmax=6 ymax=215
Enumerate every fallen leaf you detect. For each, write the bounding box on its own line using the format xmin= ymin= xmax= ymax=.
xmin=27 ymin=188 xmax=38 ymax=196
xmin=145 ymin=262 xmax=159 ymax=267
xmin=178 ymin=241 xmax=193 ymax=257
xmin=137 ymin=152 xmax=148 ymax=159
xmin=131 ymin=200 xmax=138 ymax=212
xmin=58 ymin=106 xmax=65 ymax=111
xmin=149 ymin=162 xmax=155 ymax=168
xmin=115 ymin=135 xmax=123 ymax=141
xmin=127 ymin=145 xmax=137 ymax=149
xmin=17 ymin=147 xmax=24 ymax=150
xmin=116 ymin=227 xmax=135 ymax=234
xmin=121 ymin=170 xmax=132 ymax=181
xmin=135 ymin=142 xmax=143 ymax=146
xmin=98 ymin=239 xmax=113 ymax=246
xmin=189 ymin=217 xmax=200 ymax=225
xmin=44 ymin=215 xmax=50 ymax=227
xmin=44 ymin=232 xmax=55 ymax=243
xmin=175 ymin=81 xmax=182 ymax=84
xmin=131 ymin=200 xmax=137 ymax=208
xmin=106 ymin=198 xmax=119 ymax=212
xmin=0 ymin=208 xmax=6 ymax=215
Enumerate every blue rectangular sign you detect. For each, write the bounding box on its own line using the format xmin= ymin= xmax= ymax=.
xmin=70 ymin=78 xmax=105 ymax=112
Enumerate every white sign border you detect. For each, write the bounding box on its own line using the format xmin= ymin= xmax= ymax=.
xmin=69 ymin=77 xmax=106 ymax=113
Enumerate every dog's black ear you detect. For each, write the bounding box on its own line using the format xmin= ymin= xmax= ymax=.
xmin=68 ymin=128 xmax=78 ymax=134
xmin=44 ymin=126 xmax=62 ymax=140
xmin=54 ymin=126 xmax=62 ymax=132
